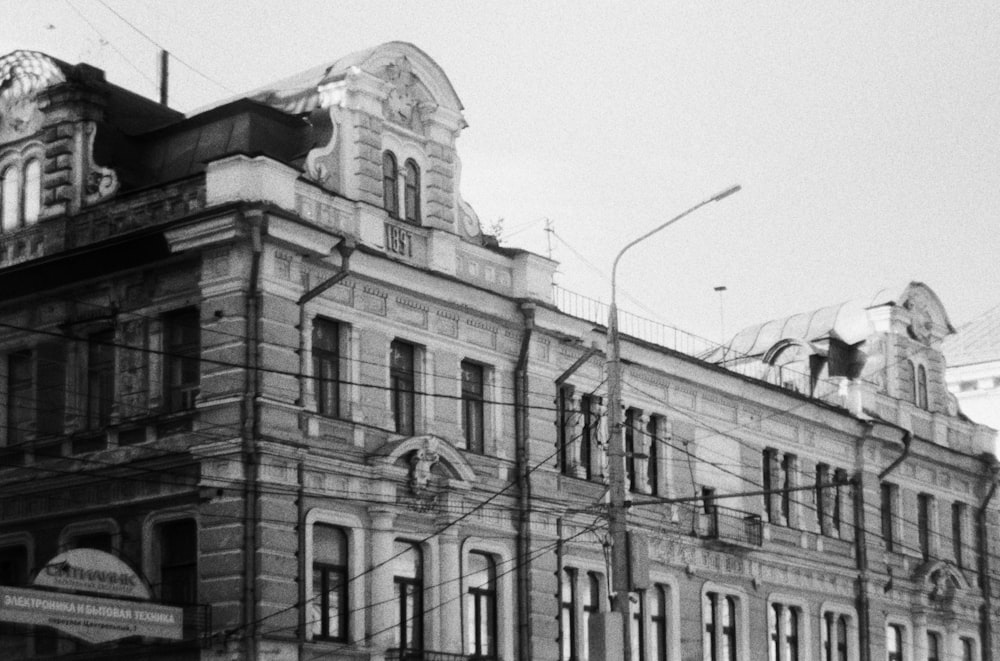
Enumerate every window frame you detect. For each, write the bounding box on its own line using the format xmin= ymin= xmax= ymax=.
xmin=390 ymin=339 xmax=417 ymax=435
xmin=312 ymin=523 xmax=349 ymax=641
xmin=880 ymin=482 xmax=897 ymax=552
xmin=305 ymin=510 xmax=365 ymax=644
xmin=163 ymin=308 xmax=200 ymax=413
xmin=461 ymin=360 xmax=486 ymax=453
xmin=312 ymin=317 xmax=342 ymax=418
xmin=917 ymin=493 xmax=933 ymax=561
xmin=885 ymin=622 xmax=904 ymax=661
xmin=392 ymin=539 xmax=424 ymax=653
xmin=465 ymin=551 xmax=497 ymax=660
xmin=560 ymin=567 xmax=578 ymax=661
xmin=703 ymin=586 xmax=745 ymax=661
xmin=86 ymin=328 xmax=116 ymax=430
xmin=142 ymin=512 xmax=198 ymax=607
xmin=404 ymin=159 xmax=421 ymax=224
xmin=383 ymin=151 xmax=399 ymax=217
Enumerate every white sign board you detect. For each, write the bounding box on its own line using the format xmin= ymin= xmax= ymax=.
xmin=0 ymin=586 xmax=183 ymax=644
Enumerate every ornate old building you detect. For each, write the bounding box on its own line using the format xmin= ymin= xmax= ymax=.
xmin=0 ymin=43 xmax=996 ymax=661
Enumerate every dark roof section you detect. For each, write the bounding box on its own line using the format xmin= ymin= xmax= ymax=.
xmin=126 ymin=99 xmax=311 ymax=185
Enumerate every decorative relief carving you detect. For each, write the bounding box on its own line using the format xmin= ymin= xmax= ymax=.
xmin=305 ymin=105 xmax=343 ymax=189
xmin=379 ymin=56 xmax=436 ymax=133
xmin=83 ymin=123 xmax=119 ymax=205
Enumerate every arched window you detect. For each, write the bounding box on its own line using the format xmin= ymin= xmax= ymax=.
xmin=907 ymin=360 xmax=918 ymax=404
xmin=391 ymin=540 xmax=423 ymax=653
xmin=313 ymin=524 xmax=348 ymax=641
xmin=22 ymin=158 xmax=40 ymax=225
xmin=382 ymin=151 xmax=399 ymax=217
xmin=404 ymin=159 xmax=420 ymax=223
xmin=1 ymin=166 xmax=19 ymax=232
xmin=917 ymin=365 xmax=928 ymax=410
xmin=465 ymin=552 xmax=497 ymax=659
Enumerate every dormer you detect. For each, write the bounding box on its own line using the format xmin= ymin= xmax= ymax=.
xmin=246 ymin=42 xmax=483 ymax=242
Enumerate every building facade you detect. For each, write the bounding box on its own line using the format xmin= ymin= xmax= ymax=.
xmin=0 ymin=44 xmax=997 ymax=661
xmin=944 ymin=304 xmax=1000 ymax=443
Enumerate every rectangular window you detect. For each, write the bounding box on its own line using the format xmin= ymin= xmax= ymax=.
xmin=953 ymin=502 xmax=966 ymax=568
xmin=392 ymin=540 xmax=423 ymax=653
xmin=158 ymin=519 xmax=197 ymax=604
xmin=581 ymin=395 xmax=598 ymax=480
xmin=649 ymin=584 xmax=669 ymax=661
xmin=770 ymin=605 xmax=800 ymax=661
xmin=313 ymin=524 xmax=348 ymax=641
xmin=705 ymin=592 xmax=738 ymax=661
xmin=7 ymin=351 xmax=32 ymax=445
xmin=646 ymin=416 xmax=659 ymax=496
xmin=312 ymin=319 xmax=340 ymax=418
xmin=625 ymin=408 xmax=639 ymax=492
xmin=822 ymin=612 xmax=849 ymax=661
xmin=780 ymin=454 xmax=795 ymax=523
xmin=465 ymin=552 xmax=497 ymax=659
xmin=886 ymin=624 xmax=903 ymax=661
xmin=833 ymin=469 xmax=848 ymax=536
xmin=390 ymin=340 xmax=416 ymax=435
xmin=763 ymin=449 xmax=777 ymax=522
xmin=560 ymin=568 xmax=577 ymax=661
xmin=164 ymin=309 xmax=200 ymax=412
xmin=36 ymin=343 xmax=65 ymax=436
xmin=918 ymin=493 xmax=933 ymax=561
xmin=631 ymin=588 xmax=646 ymax=661
xmin=87 ymin=330 xmax=115 ymax=429
xmin=461 ymin=361 xmax=485 ymax=453
xmin=961 ymin=637 xmax=975 ymax=661
xmin=926 ymin=631 xmax=941 ymax=661
xmin=558 ymin=386 xmax=574 ymax=476
xmin=816 ymin=464 xmax=829 ymax=534
xmin=881 ymin=483 xmax=896 ymax=551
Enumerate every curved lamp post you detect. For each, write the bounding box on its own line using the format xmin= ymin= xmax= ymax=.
xmin=606 ymin=184 xmax=741 ymax=659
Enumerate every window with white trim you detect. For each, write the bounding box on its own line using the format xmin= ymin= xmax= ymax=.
xmin=465 ymin=551 xmax=497 ymax=659
xmin=822 ymin=611 xmax=851 ymax=661
xmin=885 ymin=624 xmax=903 ymax=661
xmin=769 ymin=603 xmax=801 ymax=661
xmin=312 ymin=524 xmax=348 ymax=641
xmin=0 ymin=155 xmax=42 ymax=232
xmin=704 ymin=591 xmax=739 ymax=661
xmin=560 ymin=567 xmax=577 ymax=661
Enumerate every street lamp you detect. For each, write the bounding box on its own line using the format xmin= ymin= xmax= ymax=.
xmin=605 ymin=184 xmax=740 ymax=660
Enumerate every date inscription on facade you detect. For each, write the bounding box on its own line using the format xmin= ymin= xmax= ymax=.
xmin=386 ymin=225 xmax=414 ymax=258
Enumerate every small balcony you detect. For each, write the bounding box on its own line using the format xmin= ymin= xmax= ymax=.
xmin=701 ymin=506 xmax=763 ymax=547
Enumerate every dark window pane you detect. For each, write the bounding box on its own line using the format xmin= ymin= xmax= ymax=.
xmin=313 ymin=319 xmax=340 ymax=417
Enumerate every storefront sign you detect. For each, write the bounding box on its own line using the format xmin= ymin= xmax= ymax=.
xmin=0 ymin=586 xmax=183 ymax=644
xmin=33 ymin=548 xmax=151 ymax=600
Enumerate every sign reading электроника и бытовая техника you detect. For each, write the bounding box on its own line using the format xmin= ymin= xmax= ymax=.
xmin=0 ymin=585 xmax=183 ymax=644
xmin=0 ymin=548 xmax=183 ymax=644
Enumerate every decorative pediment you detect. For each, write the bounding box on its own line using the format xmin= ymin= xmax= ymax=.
xmin=369 ymin=434 xmax=477 ymax=494
xmin=377 ymin=56 xmax=436 ymax=134
xmin=913 ymin=559 xmax=969 ymax=605
xmin=898 ymin=282 xmax=955 ymax=345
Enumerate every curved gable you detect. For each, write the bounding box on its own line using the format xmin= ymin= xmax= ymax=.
xmin=898 ymin=281 xmax=956 ymax=342
xmin=359 ymin=42 xmax=464 ymax=116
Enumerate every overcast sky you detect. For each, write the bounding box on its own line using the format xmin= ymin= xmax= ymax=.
xmin=5 ymin=1 xmax=1000 ymax=343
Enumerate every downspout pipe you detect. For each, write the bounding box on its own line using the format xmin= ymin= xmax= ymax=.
xmin=296 ymin=238 xmax=355 ymax=405
xmin=977 ymin=457 xmax=1000 ymax=661
xmin=877 ymin=427 xmax=912 ymax=480
xmin=515 ymin=302 xmax=535 ymax=661
xmin=241 ymin=208 xmax=265 ymax=658
xmin=852 ymin=421 xmax=875 ymax=661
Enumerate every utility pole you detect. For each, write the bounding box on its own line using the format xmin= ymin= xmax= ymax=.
xmin=606 ymin=185 xmax=740 ymax=660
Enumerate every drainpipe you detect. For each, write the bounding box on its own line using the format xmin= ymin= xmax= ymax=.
xmin=296 ymin=238 xmax=355 ymax=405
xmin=853 ymin=421 xmax=909 ymax=661
xmin=977 ymin=457 xmax=1000 ymax=661
xmin=515 ymin=302 xmax=535 ymax=661
xmin=852 ymin=421 xmax=875 ymax=661
xmin=241 ymin=208 xmax=264 ymax=658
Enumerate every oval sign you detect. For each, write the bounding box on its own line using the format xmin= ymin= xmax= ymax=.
xmin=33 ymin=549 xmax=151 ymax=600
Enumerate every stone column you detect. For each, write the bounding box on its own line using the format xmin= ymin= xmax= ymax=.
xmin=437 ymin=526 xmax=462 ymax=653
xmin=370 ymin=508 xmax=397 ymax=650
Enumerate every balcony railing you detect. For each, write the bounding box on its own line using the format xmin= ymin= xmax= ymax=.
xmin=701 ymin=505 xmax=763 ymax=547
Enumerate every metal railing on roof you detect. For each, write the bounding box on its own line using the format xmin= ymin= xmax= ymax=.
xmin=551 ymin=284 xmax=848 ymax=398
